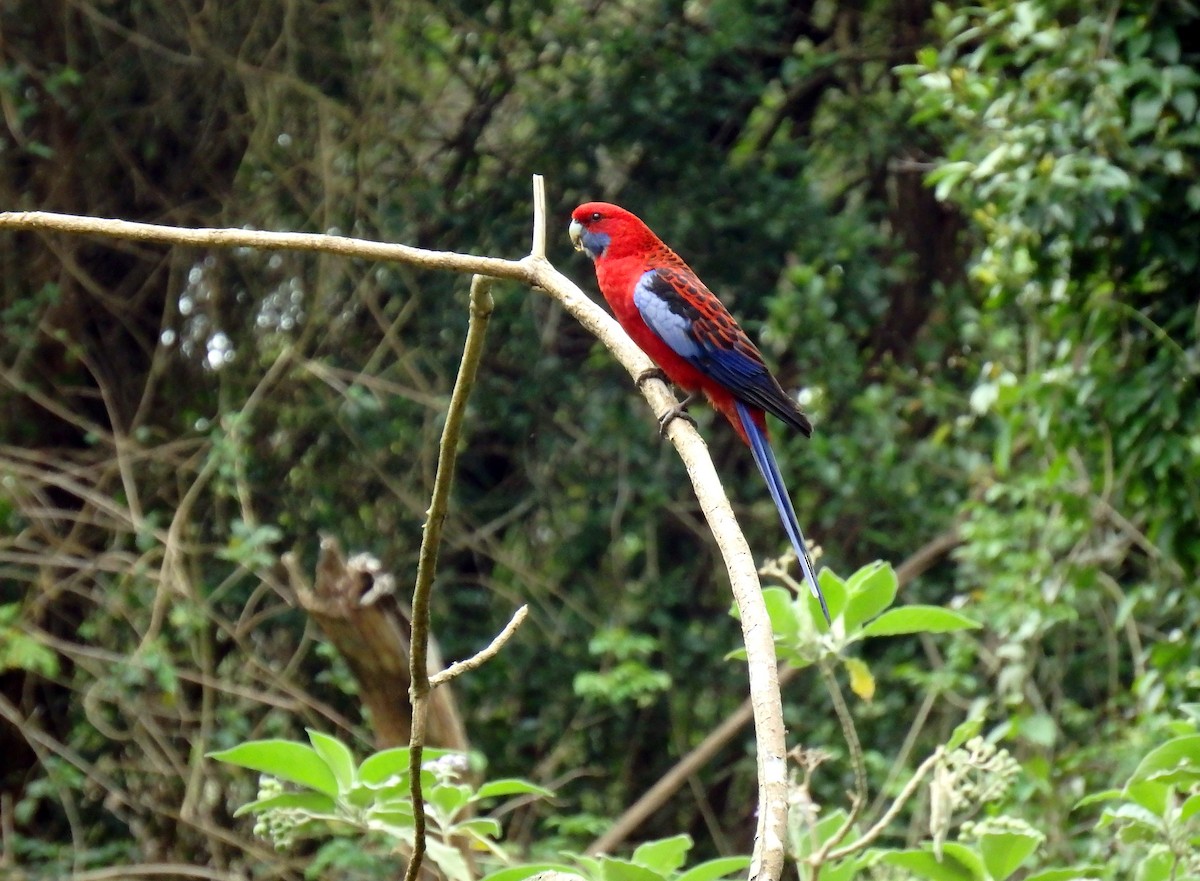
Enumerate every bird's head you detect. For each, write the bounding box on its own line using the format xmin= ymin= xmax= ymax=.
xmin=569 ymin=202 xmax=656 ymax=261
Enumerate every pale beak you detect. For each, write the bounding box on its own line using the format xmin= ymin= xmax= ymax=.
xmin=568 ymin=218 xmax=584 ymax=251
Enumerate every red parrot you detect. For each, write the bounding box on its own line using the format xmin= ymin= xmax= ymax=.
xmin=569 ymin=201 xmax=830 ymax=623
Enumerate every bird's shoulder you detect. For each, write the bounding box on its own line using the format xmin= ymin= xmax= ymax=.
xmin=643 ymin=267 xmax=760 ymax=361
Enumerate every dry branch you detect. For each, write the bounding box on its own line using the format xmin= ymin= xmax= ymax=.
xmin=404 ymin=274 xmax=504 ymax=881
xmin=0 ymin=177 xmax=791 ymax=881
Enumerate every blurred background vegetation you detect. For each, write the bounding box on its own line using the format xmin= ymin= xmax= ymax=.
xmin=0 ymin=0 xmax=1196 ymax=878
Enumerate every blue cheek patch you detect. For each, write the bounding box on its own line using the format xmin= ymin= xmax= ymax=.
xmin=581 ymin=230 xmax=611 ymax=259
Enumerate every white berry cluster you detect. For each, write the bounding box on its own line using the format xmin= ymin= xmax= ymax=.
xmin=251 ymin=775 xmax=306 ymax=850
xmin=929 ymin=737 xmax=1022 ymax=854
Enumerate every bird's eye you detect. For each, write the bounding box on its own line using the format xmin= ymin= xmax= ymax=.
xmin=590 ymin=212 xmax=603 ymax=222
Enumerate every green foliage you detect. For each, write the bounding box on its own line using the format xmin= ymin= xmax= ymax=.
xmin=213 ymin=731 xmax=745 ymax=881
xmin=882 ymin=824 xmax=1043 ymax=881
xmin=745 ymin=562 xmax=978 ymax=678
xmin=217 ymin=518 xmax=284 ymax=569
xmin=566 ymin=836 xmax=749 ymax=881
xmin=473 ymin=836 xmax=748 ymax=881
xmin=211 ymin=732 xmax=550 ymax=879
xmin=573 ymin=628 xmax=672 ymax=708
xmin=1079 ymin=730 xmax=1200 ymax=880
xmin=3 ymin=0 xmax=1199 ymax=877
xmin=0 ymin=603 xmax=58 ymax=676
xmin=891 ymin=0 xmax=1200 ymax=873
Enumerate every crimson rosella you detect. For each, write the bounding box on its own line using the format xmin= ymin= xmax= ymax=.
xmin=569 ymin=201 xmax=830 ymax=623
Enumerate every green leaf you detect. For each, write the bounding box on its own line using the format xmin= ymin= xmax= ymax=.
xmin=812 ymin=568 xmax=848 ymax=625
xmin=208 ymin=740 xmax=339 ymax=797
xmin=599 ymin=856 xmax=669 ymax=881
xmin=1178 ymin=703 xmax=1200 ymax=724
xmin=879 ymin=848 xmax=981 ymax=881
xmin=819 ymin=854 xmax=869 ymax=881
xmin=1125 ymin=781 xmax=1169 ymax=817
xmin=1127 ymin=734 xmax=1200 ymax=786
xmin=231 ymin=791 xmax=338 ymax=818
xmin=946 ymin=717 xmax=983 ymax=752
xmin=929 ymin=161 xmax=975 ymax=201
xmin=1129 ymin=93 xmax=1164 ymax=137
xmin=1072 ymin=788 xmax=1123 ymax=810
xmin=1023 ymin=869 xmax=1106 ymax=881
xmin=427 ymin=783 xmax=473 ymax=822
xmin=452 ymin=816 xmax=503 ymax=840
xmin=1096 ymin=802 xmax=1159 ymax=834
xmin=575 ymin=856 xmax=604 ymax=880
xmin=474 ymin=778 xmax=555 ymax=800
xmin=308 ymin=730 xmax=357 ymax=793
xmin=1017 ymin=713 xmax=1057 ymax=748
xmin=1137 ymin=849 xmax=1173 ymax=881
xmin=426 ymin=837 xmax=473 ymax=881
xmin=843 ymin=562 xmax=898 ymax=631
xmin=631 ymin=834 xmax=692 ymax=874
xmin=479 ymin=865 xmax=580 ymax=881
xmin=860 ymin=606 xmax=981 ymax=638
xmin=1172 ymin=88 xmax=1197 ymax=123
xmin=344 ymin=781 xmax=376 ymax=809
xmin=940 ymin=843 xmax=986 ymax=880
xmin=357 ymin=746 xmax=461 ymax=787
xmin=358 ymin=747 xmax=412 ymax=785
xmin=762 ymin=587 xmax=801 ymax=646
xmin=979 ymin=830 xmax=1040 ymax=880
xmin=1179 ymin=792 xmax=1200 ymax=822
xmin=366 ymin=805 xmax=417 ymax=837
xmin=674 ymin=856 xmax=752 ymax=881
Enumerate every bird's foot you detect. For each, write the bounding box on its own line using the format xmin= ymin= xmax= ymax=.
xmin=635 ymin=370 xmax=697 ymax=435
xmin=636 ymin=367 xmax=669 ymax=388
xmin=657 ymin=393 xmax=697 ymax=436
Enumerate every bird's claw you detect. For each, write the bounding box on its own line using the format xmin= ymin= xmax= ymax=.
xmin=657 ymin=395 xmax=697 ymax=436
xmin=636 ymin=367 xmax=669 ymax=388
xmin=635 ymin=370 xmax=696 ymax=435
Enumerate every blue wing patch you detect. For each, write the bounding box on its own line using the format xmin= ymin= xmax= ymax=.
xmin=632 ymin=268 xmax=812 ymax=436
xmin=633 ymin=270 xmax=702 ymax=360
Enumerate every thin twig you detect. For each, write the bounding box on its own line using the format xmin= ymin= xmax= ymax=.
xmin=803 ymin=660 xmax=868 ymax=875
xmin=867 ymin=686 xmax=937 ymax=819
xmin=429 ymin=604 xmax=529 ymax=688
xmin=818 ymin=660 xmax=867 ymax=806
xmin=404 ymin=275 xmax=495 ymax=881
xmin=819 ymin=747 xmax=944 ymax=864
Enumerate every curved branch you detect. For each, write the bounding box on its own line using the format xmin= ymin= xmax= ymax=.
xmin=0 ymin=178 xmax=789 ymax=881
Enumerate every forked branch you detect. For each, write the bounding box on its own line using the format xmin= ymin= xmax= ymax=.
xmin=0 ymin=177 xmax=791 ymax=881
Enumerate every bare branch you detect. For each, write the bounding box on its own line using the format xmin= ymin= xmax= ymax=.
xmin=0 ymin=211 xmax=526 ymax=279
xmin=429 ymin=604 xmax=529 ymax=689
xmin=0 ymin=177 xmax=791 ymax=881
xmin=816 ymin=747 xmax=945 ymax=865
xmin=404 ymin=274 xmax=495 ymax=881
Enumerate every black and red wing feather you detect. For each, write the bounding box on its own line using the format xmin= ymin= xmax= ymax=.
xmin=637 ymin=267 xmax=811 ymax=436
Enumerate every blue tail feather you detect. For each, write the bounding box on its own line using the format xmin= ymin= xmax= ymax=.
xmin=736 ymin=402 xmax=831 ymax=624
